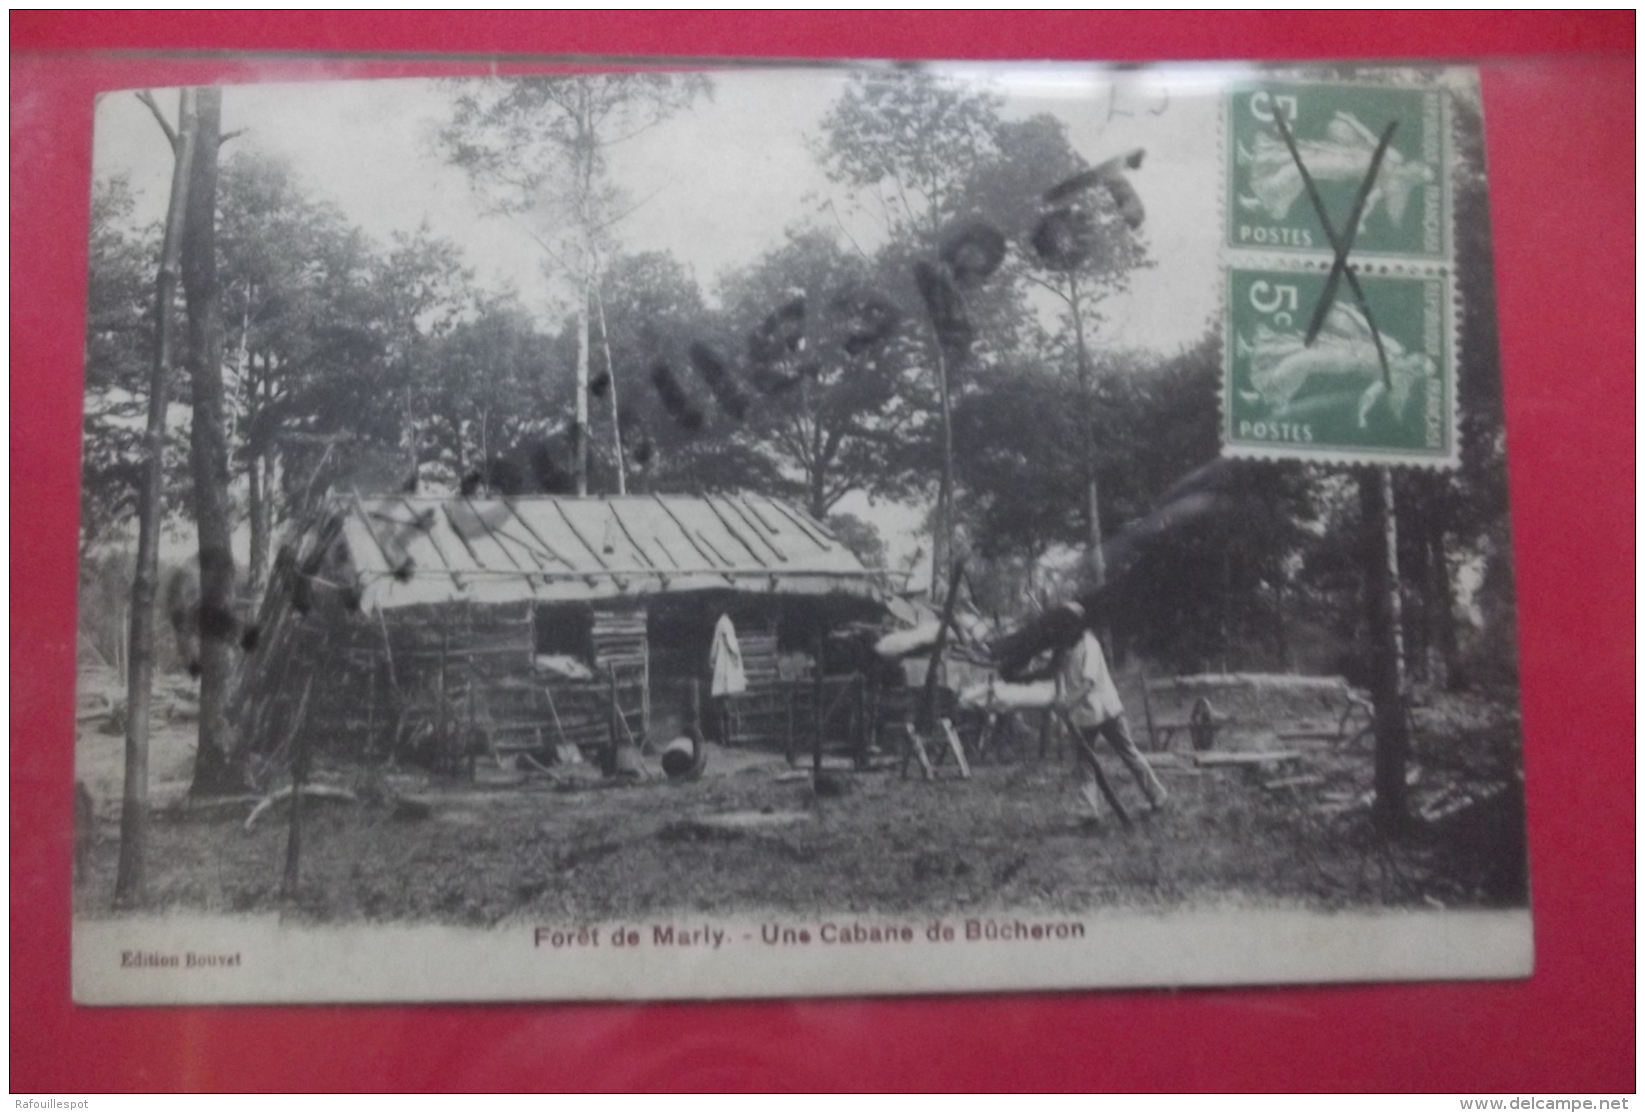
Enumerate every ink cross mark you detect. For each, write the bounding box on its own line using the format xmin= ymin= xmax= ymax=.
xmin=1271 ymin=109 xmax=1398 ymax=390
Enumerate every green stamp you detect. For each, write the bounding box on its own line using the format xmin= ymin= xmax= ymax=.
xmin=1225 ymin=267 xmax=1453 ymax=464
xmin=1227 ymin=82 xmax=1447 ymax=259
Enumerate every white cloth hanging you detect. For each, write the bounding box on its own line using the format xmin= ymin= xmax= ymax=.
xmin=709 ymin=613 xmax=747 ymax=697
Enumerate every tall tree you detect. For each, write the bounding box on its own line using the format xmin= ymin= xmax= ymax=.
xmin=375 ymin=225 xmax=474 ymax=478
xmin=581 ymin=250 xmax=719 ymax=493
xmin=115 ymin=88 xmax=198 ymax=904
xmin=716 ymin=231 xmax=921 ymax=517
xmin=81 ymin=176 xmax=169 ymax=557
xmin=813 ymin=69 xmax=1013 ymax=582
xmin=180 ymin=87 xmax=243 ymax=796
xmin=1016 ymin=142 xmax=1151 ymax=586
xmin=436 ymin=72 xmax=712 ymax=495
xmin=216 ymin=150 xmax=382 ymax=589
xmin=418 ymin=293 xmax=553 ymax=486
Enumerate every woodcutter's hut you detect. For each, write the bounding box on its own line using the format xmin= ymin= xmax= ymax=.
xmin=232 ymin=493 xmax=889 ymax=771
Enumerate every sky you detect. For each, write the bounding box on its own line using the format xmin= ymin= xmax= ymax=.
xmin=92 ymin=62 xmax=1242 ymax=348
xmin=90 ymin=62 xmax=1250 ymax=577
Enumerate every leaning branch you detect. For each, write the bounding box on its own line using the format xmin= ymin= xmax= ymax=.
xmin=134 ymin=89 xmax=178 ymax=150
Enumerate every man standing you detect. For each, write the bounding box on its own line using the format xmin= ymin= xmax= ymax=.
xmin=1055 ymin=602 xmax=1169 ymax=818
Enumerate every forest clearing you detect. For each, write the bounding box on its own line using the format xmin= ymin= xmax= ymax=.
xmin=73 ymin=665 xmax=1525 ymax=927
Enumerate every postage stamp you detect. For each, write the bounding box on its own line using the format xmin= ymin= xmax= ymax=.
xmin=1226 ymin=81 xmax=1449 ymax=261
xmin=1224 ymin=267 xmax=1454 ymax=464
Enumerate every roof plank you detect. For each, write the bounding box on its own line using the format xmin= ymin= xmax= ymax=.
xmin=341 ymin=494 xmax=879 ymax=612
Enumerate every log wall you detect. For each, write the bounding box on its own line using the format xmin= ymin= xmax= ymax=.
xmin=247 ymin=599 xmax=648 ymax=764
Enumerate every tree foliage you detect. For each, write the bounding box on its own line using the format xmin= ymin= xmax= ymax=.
xmin=713 ymin=230 xmax=925 ymax=516
xmin=81 ymin=176 xmax=192 ymax=553
xmin=76 ymin=74 xmax=1519 ymax=697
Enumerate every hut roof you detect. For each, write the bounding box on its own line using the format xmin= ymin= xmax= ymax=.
xmin=336 ymin=493 xmax=883 ymax=612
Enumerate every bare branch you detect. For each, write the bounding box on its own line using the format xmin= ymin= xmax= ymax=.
xmin=588 ymin=184 xmax=663 ymax=235
xmin=1017 ymin=267 xmax=1077 ymax=306
xmin=822 ymin=199 xmax=873 ymax=263
xmin=505 ymin=213 xmax=573 ymax=273
xmin=218 ymin=128 xmax=248 ymax=146
xmin=134 ymin=90 xmax=178 ymax=151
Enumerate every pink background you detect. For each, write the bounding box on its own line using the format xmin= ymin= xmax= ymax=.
xmin=11 ymin=12 xmax=1634 ymax=1092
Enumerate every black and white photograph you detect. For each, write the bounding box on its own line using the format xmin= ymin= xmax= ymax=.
xmin=72 ymin=60 xmax=1531 ymax=1004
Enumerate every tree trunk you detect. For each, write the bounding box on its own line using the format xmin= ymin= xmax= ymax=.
xmin=245 ymin=353 xmax=270 ymax=599
xmin=807 ymin=465 xmax=828 ymax=522
xmin=181 ymin=87 xmax=245 ymax=797
xmin=1361 ymin=467 xmax=1411 ymax=835
xmin=247 ymin=454 xmax=265 ymax=596
xmin=1272 ymin=578 xmax=1292 ymax=671
xmin=573 ymin=281 xmax=589 ymax=496
xmin=929 ymin=338 xmax=954 ymax=594
xmin=1428 ymin=525 xmax=1461 ymax=689
xmin=1067 ymin=273 xmax=1105 ymax=588
xmin=593 ymin=284 xmax=625 ymax=495
xmin=116 ymin=88 xmax=198 ymax=906
xmin=1404 ymin=526 xmax=1432 ymax=685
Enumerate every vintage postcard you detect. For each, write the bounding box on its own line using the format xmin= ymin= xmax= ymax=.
xmin=73 ymin=60 xmax=1531 ymax=1004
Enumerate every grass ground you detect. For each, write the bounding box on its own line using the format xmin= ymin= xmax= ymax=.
xmin=74 ymin=680 xmax=1527 ymax=926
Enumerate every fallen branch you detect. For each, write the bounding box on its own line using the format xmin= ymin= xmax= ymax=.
xmin=162 ymin=793 xmax=264 ymax=818
xmin=244 ymin=784 xmax=358 ymax=831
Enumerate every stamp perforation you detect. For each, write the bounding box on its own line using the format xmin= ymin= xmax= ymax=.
xmin=1218 ymin=74 xmax=1463 ymax=472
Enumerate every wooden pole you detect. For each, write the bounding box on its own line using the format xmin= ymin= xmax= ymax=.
xmin=784 ymin=688 xmax=796 ymax=767
xmin=366 ymin=667 xmax=376 ymax=759
xmin=811 ymin=628 xmax=825 ymax=778
xmin=280 ymin=676 xmax=315 ymax=900
xmin=436 ymin=632 xmax=448 ymax=771
xmin=917 ymin=559 xmax=967 ymax=735
xmin=606 ymin=662 xmax=619 ymax=776
xmin=1060 ymin=709 xmax=1130 ymax=827
xmin=1139 ymin=669 xmax=1160 ymax=752
xmin=465 ymin=675 xmax=477 ymax=781
xmin=853 ymin=673 xmax=869 ymax=769
xmin=689 ymin=676 xmax=702 ymax=735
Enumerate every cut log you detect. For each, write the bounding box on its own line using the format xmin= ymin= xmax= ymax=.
xmin=163 ymin=793 xmax=264 ymax=817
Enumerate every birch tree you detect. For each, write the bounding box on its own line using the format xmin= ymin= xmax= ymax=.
xmin=435 ymin=73 xmax=711 ymax=495
xmin=813 ymin=70 xmax=1007 ymax=583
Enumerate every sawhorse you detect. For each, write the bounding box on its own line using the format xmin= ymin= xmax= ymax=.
xmin=901 ymin=718 xmax=971 ymax=780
